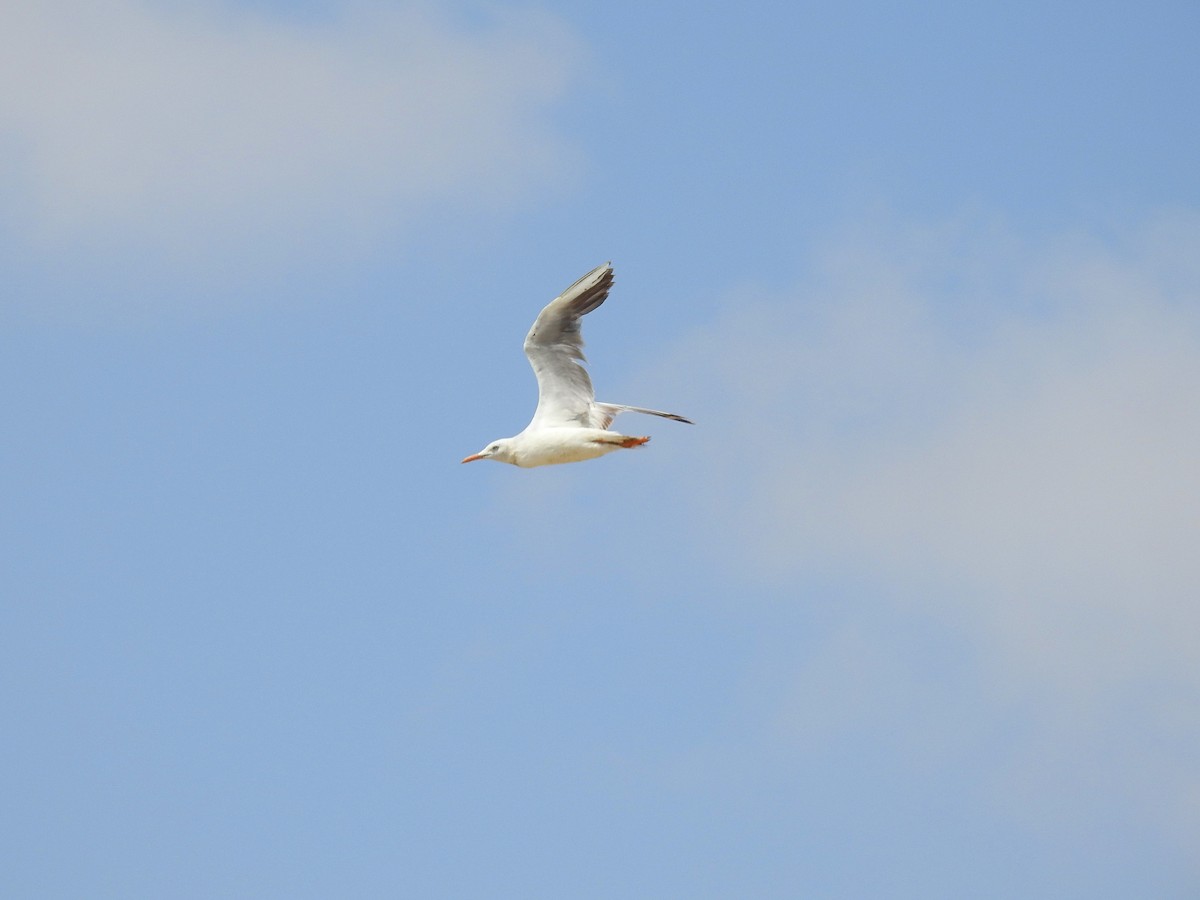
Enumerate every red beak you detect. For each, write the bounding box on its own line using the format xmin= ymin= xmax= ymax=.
xmin=461 ymin=453 xmax=485 ymax=463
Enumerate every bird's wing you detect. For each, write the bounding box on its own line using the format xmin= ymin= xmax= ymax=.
xmin=523 ymin=262 xmax=613 ymax=429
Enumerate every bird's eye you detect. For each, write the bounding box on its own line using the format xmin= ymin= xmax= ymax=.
xmin=490 ymin=445 xmax=500 ymax=452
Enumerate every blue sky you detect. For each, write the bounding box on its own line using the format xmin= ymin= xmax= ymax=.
xmin=3 ymin=1 xmax=1199 ymax=896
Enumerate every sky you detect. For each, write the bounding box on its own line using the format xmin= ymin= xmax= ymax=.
xmin=3 ymin=0 xmax=1199 ymax=896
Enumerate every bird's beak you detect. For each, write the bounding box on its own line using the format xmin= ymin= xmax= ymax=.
xmin=461 ymin=453 xmax=485 ymax=463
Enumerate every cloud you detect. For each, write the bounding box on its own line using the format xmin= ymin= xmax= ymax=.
xmin=645 ymin=210 xmax=1200 ymax=848
xmin=0 ymin=0 xmax=579 ymax=305
xmin=669 ymin=211 xmax=1200 ymax=687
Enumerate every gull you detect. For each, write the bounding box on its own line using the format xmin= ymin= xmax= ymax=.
xmin=462 ymin=262 xmax=692 ymax=467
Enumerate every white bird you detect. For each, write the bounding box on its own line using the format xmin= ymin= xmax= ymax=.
xmin=462 ymin=262 xmax=692 ymax=468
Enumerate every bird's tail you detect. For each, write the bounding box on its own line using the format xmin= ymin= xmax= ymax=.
xmin=595 ymin=402 xmax=693 ymax=428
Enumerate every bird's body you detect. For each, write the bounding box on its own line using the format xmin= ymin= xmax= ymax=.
xmin=462 ymin=263 xmax=691 ymax=468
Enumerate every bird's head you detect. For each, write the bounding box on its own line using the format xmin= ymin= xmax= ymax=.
xmin=461 ymin=438 xmax=517 ymax=466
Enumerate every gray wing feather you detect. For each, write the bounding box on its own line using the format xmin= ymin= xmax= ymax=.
xmin=592 ymin=403 xmax=694 ymax=429
xmin=524 ymin=263 xmax=614 ymax=428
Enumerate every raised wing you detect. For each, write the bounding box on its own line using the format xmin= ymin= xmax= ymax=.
xmin=523 ymin=262 xmax=613 ymax=428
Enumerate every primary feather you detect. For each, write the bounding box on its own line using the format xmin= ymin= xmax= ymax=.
xmin=523 ymin=262 xmax=614 ymax=429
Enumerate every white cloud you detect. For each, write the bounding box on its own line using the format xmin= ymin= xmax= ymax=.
xmin=668 ymin=211 xmax=1200 ymax=690
xmin=0 ymin=1 xmax=578 ymax=274
xmin=648 ymin=210 xmax=1200 ymax=846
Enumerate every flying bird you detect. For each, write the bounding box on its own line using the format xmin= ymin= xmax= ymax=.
xmin=462 ymin=263 xmax=692 ymax=468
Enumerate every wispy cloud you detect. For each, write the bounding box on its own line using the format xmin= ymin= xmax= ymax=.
xmin=641 ymin=210 xmax=1200 ymax=848
xmin=0 ymin=1 xmax=579 ymax=308
xmin=670 ymin=211 xmax=1200 ymax=690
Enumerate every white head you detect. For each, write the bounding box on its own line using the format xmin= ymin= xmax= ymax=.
xmin=461 ymin=438 xmax=518 ymax=466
